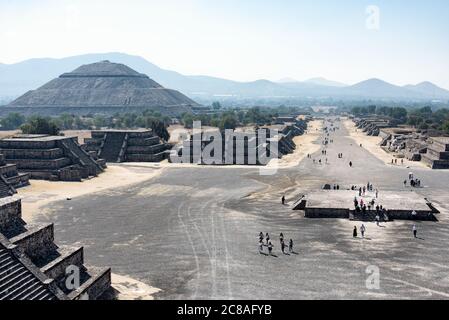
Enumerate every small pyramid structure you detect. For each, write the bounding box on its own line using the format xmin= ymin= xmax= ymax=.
xmin=8 ymin=60 xmax=198 ymax=116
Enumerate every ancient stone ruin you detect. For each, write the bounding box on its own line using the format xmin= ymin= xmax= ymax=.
xmin=354 ymin=117 xmax=392 ymax=136
xmin=355 ymin=117 xmax=449 ymax=169
xmin=171 ymin=119 xmax=307 ymax=165
xmin=421 ymin=137 xmax=449 ymax=169
xmin=293 ymin=190 xmax=437 ymax=221
xmin=3 ymin=60 xmax=199 ymax=117
xmin=0 ymin=135 xmax=104 ymax=181
xmin=0 ymin=196 xmax=111 ymax=300
xmin=0 ymin=153 xmax=30 ymax=192
xmin=84 ymin=129 xmax=171 ymax=163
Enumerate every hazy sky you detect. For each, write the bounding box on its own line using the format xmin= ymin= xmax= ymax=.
xmin=1 ymin=0 xmax=448 ymax=88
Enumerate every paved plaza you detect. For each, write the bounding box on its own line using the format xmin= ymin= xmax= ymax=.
xmin=33 ymin=119 xmax=449 ymax=299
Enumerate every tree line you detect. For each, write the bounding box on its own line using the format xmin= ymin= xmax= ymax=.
xmin=351 ymin=105 xmax=449 ymax=134
xmin=0 ymin=110 xmax=171 ymax=141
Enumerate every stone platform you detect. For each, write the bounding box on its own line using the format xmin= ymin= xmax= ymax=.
xmin=0 ymin=134 xmax=104 ymax=181
xmin=84 ymin=129 xmax=171 ymax=163
xmin=294 ymin=190 xmax=435 ymax=221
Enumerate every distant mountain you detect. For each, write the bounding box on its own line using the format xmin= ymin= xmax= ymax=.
xmin=404 ymin=81 xmax=449 ymax=99
xmin=304 ymin=77 xmax=347 ymax=87
xmin=276 ymin=77 xmax=298 ymax=83
xmin=1 ymin=52 xmax=448 ymax=103
xmin=344 ymin=78 xmax=411 ymax=98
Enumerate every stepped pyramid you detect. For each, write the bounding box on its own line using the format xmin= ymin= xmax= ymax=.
xmin=7 ymin=60 xmax=198 ymax=116
xmin=0 ymin=134 xmax=104 ymax=181
xmin=84 ymin=129 xmax=171 ymax=163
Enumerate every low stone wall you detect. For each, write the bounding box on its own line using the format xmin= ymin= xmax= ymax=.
xmin=1 ymin=148 xmax=64 ymax=159
xmin=305 ymin=208 xmax=350 ymax=219
xmin=12 ymin=158 xmax=72 ymax=170
xmin=388 ymin=210 xmax=436 ymax=221
xmin=0 ymin=139 xmax=57 ymax=149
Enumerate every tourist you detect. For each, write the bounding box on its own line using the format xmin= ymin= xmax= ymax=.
xmin=268 ymin=242 xmax=274 ymax=255
xmin=375 ymin=189 xmax=379 ymax=198
xmin=360 ymin=224 xmax=366 ymax=238
xmin=353 ymin=226 xmax=358 ymax=238
xmin=266 ymin=233 xmax=270 ymax=245
xmin=349 ymin=161 xmax=353 ymax=167
xmin=375 ymin=214 xmax=380 ymax=226
xmin=259 ymin=232 xmax=264 ymax=242
xmin=281 ymin=240 xmax=286 ymax=254
xmin=280 ymin=233 xmax=284 ymax=243
xmin=289 ymin=239 xmax=294 ymax=253
xmin=412 ymin=224 xmax=417 ymax=238
xmin=404 ymin=180 xmax=407 ymax=187
xmin=282 ymin=196 xmax=285 ymax=205
xmin=259 ymin=240 xmax=264 ymax=254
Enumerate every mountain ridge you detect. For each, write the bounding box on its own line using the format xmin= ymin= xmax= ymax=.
xmin=1 ymin=52 xmax=448 ymax=102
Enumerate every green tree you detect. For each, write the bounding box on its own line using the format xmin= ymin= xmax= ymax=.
xmin=20 ymin=116 xmax=60 ymax=135
xmin=219 ymin=114 xmax=238 ymax=130
xmin=0 ymin=113 xmax=26 ymax=130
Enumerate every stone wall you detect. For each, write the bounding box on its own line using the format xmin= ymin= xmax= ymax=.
xmin=0 ymin=197 xmax=21 ymax=231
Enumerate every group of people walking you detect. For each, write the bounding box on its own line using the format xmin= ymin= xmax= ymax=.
xmin=258 ymin=232 xmax=294 ymax=256
xmin=404 ymin=172 xmax=422 ymax=188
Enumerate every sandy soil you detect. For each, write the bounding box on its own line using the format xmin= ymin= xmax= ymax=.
xmin=18 ymin=164 xmax=164 ymax=222
xmin=343 ymin=119 xmax=428 ymax=169
xmin=111 ymin=274 xmax=161 ymax=300
xmin=0 ymin=130 xmax=20 ymax=138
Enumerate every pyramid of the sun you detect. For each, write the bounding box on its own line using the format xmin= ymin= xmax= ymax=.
xmin=5 ymin=60 xmax=198 ymax=116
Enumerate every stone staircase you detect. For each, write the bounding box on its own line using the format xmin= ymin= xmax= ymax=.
xmin=99 ymin=132 xmax=127 ymax=162
xmin=86 ymin=130 xmax=170 ymax=163
xmin=61 ymin=138 xmax=104 ymax=176
xmin=0 ymin=196 xmax=111 ymax=300
xmin=0 ymin=242 xmax=57 ymax=300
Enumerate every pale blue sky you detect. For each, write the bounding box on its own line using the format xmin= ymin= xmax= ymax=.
xmin=1 ymin=0 xmax=448 ymax=88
